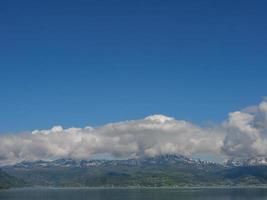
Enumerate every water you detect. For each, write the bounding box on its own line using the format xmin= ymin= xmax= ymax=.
xmin=1 ymin=188 xmax=267 ymax=200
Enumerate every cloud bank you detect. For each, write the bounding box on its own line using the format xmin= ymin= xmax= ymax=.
xmin=1 ymin=100 xmax=267 ymax=165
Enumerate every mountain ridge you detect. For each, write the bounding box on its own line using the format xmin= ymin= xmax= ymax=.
xmin=6 ymin=154 xmax=221 ymax=169
xmin=3 ymin=154 xmax=267 ymax=187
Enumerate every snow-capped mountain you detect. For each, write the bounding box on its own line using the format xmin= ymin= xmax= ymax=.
xmin=226 ymin=157 xmax=267 ymax=167
xmin=3 ymin=154 xmax=267 ymax=187
xmin=9 ymin=154 xmax=220 ymax=169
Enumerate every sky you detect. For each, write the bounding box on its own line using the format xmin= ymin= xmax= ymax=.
xmin=0 ymin=0 xmax=267 ymax=133
xmin=0 ymin=1 xmax=267 ymax=164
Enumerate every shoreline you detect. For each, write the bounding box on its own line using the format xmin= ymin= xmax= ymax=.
xmin=5 ymin=186 xmax=267 ymax=190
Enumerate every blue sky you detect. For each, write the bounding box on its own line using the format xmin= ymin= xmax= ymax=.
xmin=1 ymin=0 xmax=267 ymax=133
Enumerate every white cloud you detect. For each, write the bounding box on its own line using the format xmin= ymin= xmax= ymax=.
xmin=222 ymin=100 xmax=267 ymax=158
xmin=1 ymin=100 xmax=267 ymax=165
xmin=0 ymin=114 xmax=224 ymax=165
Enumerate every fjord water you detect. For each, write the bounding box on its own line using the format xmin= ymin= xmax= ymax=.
xmin=1 ymin=188 xmax=267 ymax=200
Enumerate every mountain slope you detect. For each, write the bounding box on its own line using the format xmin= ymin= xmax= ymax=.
xmin=2 ymin=155 xmax=225 ymax=187
xmin=0 ymin=169 xmax=25 ymax=189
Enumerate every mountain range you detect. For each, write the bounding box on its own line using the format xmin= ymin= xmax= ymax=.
xmin=2 ymin=154 xmax=267 ymax=188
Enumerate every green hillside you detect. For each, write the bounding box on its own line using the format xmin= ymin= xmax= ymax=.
xmin=0 ymin=169 xmax=25 ymax=189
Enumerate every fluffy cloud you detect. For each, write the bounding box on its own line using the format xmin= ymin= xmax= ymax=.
xmin=222 ymin=100 xmax=267 ymax=158
xmin=1 ymin=100 xmax=267 ymax=165
xmin=0 ymin=115 xmax=224 ymax=165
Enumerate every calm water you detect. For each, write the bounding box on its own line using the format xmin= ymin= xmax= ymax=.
xmin=1 ymin=188 xmax=267 ymax=200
